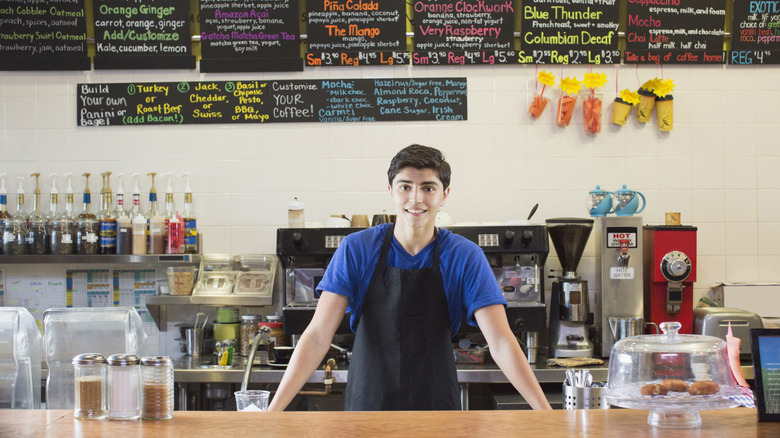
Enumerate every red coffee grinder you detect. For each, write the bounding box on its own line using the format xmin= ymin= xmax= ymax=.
xmin=643 ymin=225 xmax=697 ymax=334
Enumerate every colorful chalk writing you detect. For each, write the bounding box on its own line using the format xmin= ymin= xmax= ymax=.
xmin=519 ymin=0 xmax=620 ymax=65
xmin=200 ymin=0 xmax=302 ymax=72
xmin=413 ymin=0 xmax=516 ymax=65
xmin=305 ymin=0 xmax=407 ymax=66
xmin=730 ymin=0 xmax=780 ymax=64
xmin=76 ymin=78 xmax=467 ymax=126
xmin=624 ymin=0 xmax=727 ymax=64
xmin=0 ymin=0 xmax=89 ymax=70
xmin=92 ymin=0 xmax=195 ymax=69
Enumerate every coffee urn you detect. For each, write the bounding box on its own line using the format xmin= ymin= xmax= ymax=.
xmin=546 ymin=218 xmax=595 ymax=358
xmin=593 ymin=216 xmax=644 ymax=357
xmin=643 ymin=225 xmax=697 ymax=334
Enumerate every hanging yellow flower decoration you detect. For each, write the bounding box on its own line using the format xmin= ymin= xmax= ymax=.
xmin=618 ymin=89 xmax=641 ymax=105
xmin=538 ymin=70 xmax=556 ymax=87
xmin=641 ymin=78 xmax=662 ymax=91
xmin=653 ymin=78 xmax=675 ymax=97
xmin=583 ymin=72 xmax=607 ymax=90
xmin=559 ymin=76 xmax=582 ymax=96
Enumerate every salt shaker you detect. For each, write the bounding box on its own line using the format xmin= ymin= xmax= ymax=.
xmin=107 ymin=354 xmax=140 ymax=420
xmin=141 ymin=356 xmax=174 ymax=420
xmin=73 ymin=353 xmax=107 ymax=420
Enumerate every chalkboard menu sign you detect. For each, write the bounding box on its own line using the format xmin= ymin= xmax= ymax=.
xmin=305 ymin=0 xmax=408 ymax=66
xmin=0 ymin=0 xmax=90 ymax=70
xmin=624 ymin=0 xmax=727 ymax=64
xmin=92 ymin=0 xmax=196 ymax=69
xmin=730 ymin=0 xmax=780 ymax=65
xmin=76 ymin=78 xmax=467 ymax=126
xmin=200 ymin=0 xmax=303 ymax=72
xmin=518 ymin=0 xmax=620 ymax=65
xmin=412 ymin=0 xmax=515 ymax=65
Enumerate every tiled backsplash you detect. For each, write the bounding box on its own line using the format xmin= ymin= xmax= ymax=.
xmin=2 ymin=65 xmax=779 ymax=302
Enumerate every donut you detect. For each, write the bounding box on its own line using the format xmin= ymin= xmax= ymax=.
xmin=688 ymin=381 xmax=719 ymax=395
xmin=641 ymin=383 xmax=668 ymax=396
xmin=661 ymin=379 xmax=689 ymax=392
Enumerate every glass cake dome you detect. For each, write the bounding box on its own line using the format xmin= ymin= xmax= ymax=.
xmin=605 ymin=321 xmax=742 ymax=428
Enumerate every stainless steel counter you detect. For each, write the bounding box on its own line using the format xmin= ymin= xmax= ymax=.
xmin=174 ymin=356 xmax=756 ymax=385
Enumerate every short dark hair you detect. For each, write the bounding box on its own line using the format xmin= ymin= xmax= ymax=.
xmin=387 ymin=144 xmax=451 ymax=190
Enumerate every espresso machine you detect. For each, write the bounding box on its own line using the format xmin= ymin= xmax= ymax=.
xmin=643 ymin=225 xmax=697 ymax=334
xmin=546 ymin=218 xmax=595 ymax=358
xmin=276 ymin=228 xmax=359 ymax=339
xmin=449 ymin=225 xmax=549 ymax=363
xmin=593 ymin=216 xmax=645 ymax=357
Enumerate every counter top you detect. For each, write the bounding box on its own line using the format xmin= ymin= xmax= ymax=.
xmin=4 ymin=408 xmax=776 ymax=437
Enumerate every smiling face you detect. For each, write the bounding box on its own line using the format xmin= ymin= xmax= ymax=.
xmin=389 ymin=167 xmax=450 ymax=233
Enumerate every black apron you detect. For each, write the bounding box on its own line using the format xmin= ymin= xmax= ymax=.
xmin=345 ymin=224 xmax=460 ymax=411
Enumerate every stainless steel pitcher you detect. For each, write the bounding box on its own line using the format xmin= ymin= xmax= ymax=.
xmin=608 ymin=317 xmax=659 ymax=342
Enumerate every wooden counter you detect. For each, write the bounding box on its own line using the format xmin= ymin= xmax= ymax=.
xmin=3 ymin=408 xmax=777 ymax=437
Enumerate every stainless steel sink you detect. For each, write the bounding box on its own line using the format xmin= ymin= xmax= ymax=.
xmin=199 ymin=364 xmax=242 ymax=370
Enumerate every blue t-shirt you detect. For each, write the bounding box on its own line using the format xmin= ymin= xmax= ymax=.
xmin=316 ymin=223 xmax=506 ymax=335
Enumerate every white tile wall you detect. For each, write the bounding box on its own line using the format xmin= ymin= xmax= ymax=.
xmin=2 ymin=64 xmax=780 ymax=303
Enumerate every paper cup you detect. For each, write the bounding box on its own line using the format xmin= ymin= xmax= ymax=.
xmin=655 ymin=95 xmax=674 ymax=131
xmin=636 ymin=88 xmax=656 ymax=123
xmin=611 ymin=98 xmax=632 ymax=126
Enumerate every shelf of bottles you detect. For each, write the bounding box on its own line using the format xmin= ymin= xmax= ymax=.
xmin=0 ymin=171 xmax=199 ymax=259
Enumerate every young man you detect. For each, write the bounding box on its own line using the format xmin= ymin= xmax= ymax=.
xmin=268 ymin=144 xmax=551 ymax=411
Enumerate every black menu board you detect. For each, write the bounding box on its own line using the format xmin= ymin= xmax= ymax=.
xmin=92 ymin=0 xmax=196 ymax=69
xmin=0 ymin=0 xmax=90 ymax=70
xmin=200 ymin=0 xmax=302 ymax=72
xmin=730 ymin=0 xmax=780 ymax=64
xmin=412 ymin=0 xmax=516 ymax=65
xmin=305 ymin=0 xmax=408 ymax=66
xmin=624 ymin=0 xmax=727 ymax=64
xmin=76 ymin=78 xmax=467 ymax=126
xmin=518 ymin=0 xmax=620 ymax=65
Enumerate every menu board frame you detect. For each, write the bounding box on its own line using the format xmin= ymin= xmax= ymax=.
xmin=729 ymin=0 xmax=780 ymax=65
xmin=91 ymin=0 xmax=196 ymax=70
xmin=305 ymin=0 xmax=409 ymax=66
xmin=76 ymin=78 xmax=468 ymax=126
xmin=518 ymin=0 xmax=620 ymax=65
xmin=412 ymin=0 xmax=516 ymax=65
xmin=623 ymin=0 xmax=727 ymax=65
xmin=0 ymin=0 xmax=90 ymax=71
xmin=199 ymin=0 xmax=303 ymax=72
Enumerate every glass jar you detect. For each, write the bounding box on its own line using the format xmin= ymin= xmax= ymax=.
xmin=141 ymin=356 xmax=174 ymax=420
xmin=27 ymin=216 xmax=48 ymax=254
xmin=76 ymin=216 xmax=99 ymax=254
xmin=73 ymin=353 xmax=107 ymax=420
xmin=3 ymin=216 xmax=28 ymax=255
xmin=240 ymin=315 xmax=262 ymax=356
xmin=50 ymin=217 xmax=75 ymax=255
xmin=107 ymin=354 xmax=140 ymax=420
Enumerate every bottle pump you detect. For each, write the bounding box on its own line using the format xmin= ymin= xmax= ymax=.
xmin=129 ymin=173 xmax=144 ymax=220
xmin=28 ymin=173 xmax=48 ymax=254
xmin=115 ymin=173 xmax=132 ymax=254
xmin=99 ymin=171 xmax=116 ymax=254
xmin=76 ymin=173 xmax=98 ymax=254
xmin=146 ymin=172 xmax=164 ymax=254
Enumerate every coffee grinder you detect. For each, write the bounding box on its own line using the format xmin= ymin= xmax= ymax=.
xmin=593 ymin=216 xmax=645 ymax=357
xmin=643 ymin=225 xmax=697 ymax=334
xmin=547 ymin=218 xmax=595 ymax=358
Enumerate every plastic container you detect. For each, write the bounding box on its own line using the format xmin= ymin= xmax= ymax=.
xmin=287 ymin=197 xmax=304 ymax=228
xmin=167 ymin=266 xmax=197 ymax=296
xmin=73 ymin=353 xmax=107 ymax=420
xmin=605 ymin=321 xmax=741 ymax=428
xmin=43 ymin=307 xmax=147 ymax=410
xmin=141 ymin=356 xmax=174 ymax=420
xmin=0 ymin=307 xmax=42 ymax=409
xmin=107 ymin=354 xmax=140 ymax=420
